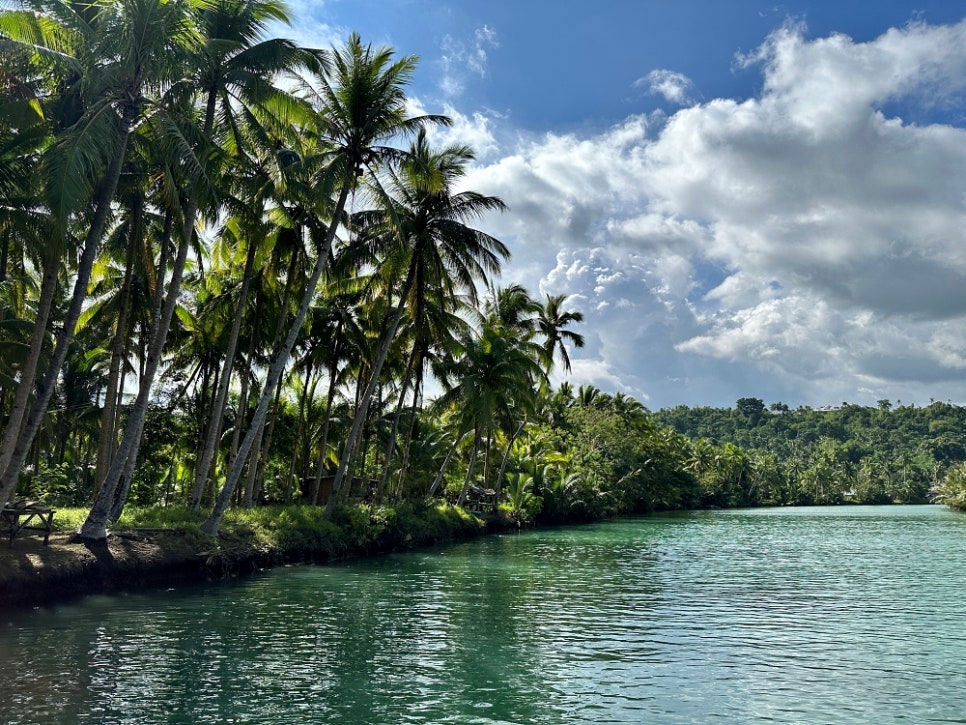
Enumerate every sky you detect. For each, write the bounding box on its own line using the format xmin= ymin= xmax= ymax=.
xmin=276 ymin=0 xmax=966 ymax=411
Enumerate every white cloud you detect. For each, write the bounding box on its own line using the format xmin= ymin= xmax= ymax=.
xmin=271 ymin=0 xmax=345 ymax=52
xmin=642 ymin=21 xmax=966 ymax=326
xmin=459 ymin=18 xmax=966 ymax=407
xmin=735 ymin=20 xmax=966 ymax=129
xmin=566 ymin=357 xmax=640 ymax=398
xmin=636 ymin=69 xmax=698 ymax=105
xmin=439 ymin=24 xmax=499 ymax=98
xmin=408 ymin=98 xmax=501 ymax=161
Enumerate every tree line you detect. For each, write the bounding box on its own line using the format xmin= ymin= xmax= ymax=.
xmin=654 ymin=397 xmax=966 ymax=508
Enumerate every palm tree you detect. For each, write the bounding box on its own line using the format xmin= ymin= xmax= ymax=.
xmin=324 ymin=128 xmax=508 ymax=514
xmin=183 ymin=0 xmax=326 ymax=504
xmin=379 ymin=290 xmax=469 ymax=500
xmin=201 ymin=33 xmax=448 ymax=536
xmin=503 ymin=472 xmax=536 ymax=517
xmin=83 ymin=176 xmax=158 ymax=494
xmin=80 ymin=0 xmax=325 ymax=537
xmin=289 ymin=282 xmax=366 ymax=505
xmin=187 ymin=178 xmax=276 ymax=509
xmin=608 ymin=392 xmax=647 ymax=421
xmin=388 ymin=291 xmax=470 ymax=501
xmin=0 ymin=67 xmax=56 ymax=498
xmin=483 ymin=285 xmax=549 ymax=499
xmin=537 ymin=293 xmax=584 ymax=373
xmin=428 ymin=313 xmax=546 ymax=506
xmin=0 ymin=0 xmax=197 ymax=507
xmin=576 ymin=384 xmax=603 ymax=408
xmin=484 ymin=283 xmax=540 ymax=338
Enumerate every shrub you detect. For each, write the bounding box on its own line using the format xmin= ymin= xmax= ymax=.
xmin=934 ymin=462 xmax=966 ymax=511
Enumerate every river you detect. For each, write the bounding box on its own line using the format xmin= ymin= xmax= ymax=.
xmin=1 ymin=505 xmax=964 ymax=724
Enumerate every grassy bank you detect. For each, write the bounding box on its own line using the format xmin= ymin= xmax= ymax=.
xmin=0 ymin=503 xmax=505 ymax=608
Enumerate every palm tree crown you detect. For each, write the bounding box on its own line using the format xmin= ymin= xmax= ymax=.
xmin=537 ymin=293 xmax=585 ymax=373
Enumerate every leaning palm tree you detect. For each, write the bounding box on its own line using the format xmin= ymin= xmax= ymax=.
xmin=324 ymin=128 xmax=508 ymax=514
xmin=0 ymin=0 xmax=198 ymax=507
xmin=201 ymin=33 xmax=449 ymax=536
xmin=83 ymin=169 xmax=162 ymax=494
xmin=300 ymin=283 xmax=367 ymax=506
xmin=0 ymin=69 xmax=55 ymax=496
xmin=187 ymin=172 xmax=283 ymax=510
xmin=80 ymin=0 xmax=325 ymax=537
xmin=382 ymin=289 xmax=470 ymax=501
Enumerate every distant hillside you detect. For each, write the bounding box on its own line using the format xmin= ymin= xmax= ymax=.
xmin=653 ymin=399 xmax=966 ymax=505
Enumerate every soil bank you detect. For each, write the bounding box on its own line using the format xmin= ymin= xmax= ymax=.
xmin=0 ymin=519 xmax=502 ymax=609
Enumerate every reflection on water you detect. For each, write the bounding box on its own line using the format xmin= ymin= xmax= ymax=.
xmin=1 ymin=505 xmax=965 ymax=724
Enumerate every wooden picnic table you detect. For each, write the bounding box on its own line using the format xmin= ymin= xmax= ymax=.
xmin=464 ymin=484 xmax=497 ymax=512
xmin=1 ymin=500 xmax=55 ymax=545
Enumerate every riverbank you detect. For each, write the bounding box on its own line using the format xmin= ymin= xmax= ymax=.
xmin=0 ymin=503 xmax=505 ymax=608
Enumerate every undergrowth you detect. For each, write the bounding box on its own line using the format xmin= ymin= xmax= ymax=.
xmin=47 ymin=502 xmax=492 ymax=559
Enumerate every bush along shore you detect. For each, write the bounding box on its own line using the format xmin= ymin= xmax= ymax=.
xmin=0 ymin=503 xmax=509 ymax=609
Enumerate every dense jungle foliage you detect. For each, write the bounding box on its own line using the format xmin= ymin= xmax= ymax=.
xmin=654 ymin=398 xmax=966 ymax=508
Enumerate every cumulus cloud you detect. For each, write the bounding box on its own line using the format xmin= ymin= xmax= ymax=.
xmin=462 ymin=18 xmax=966 ymax=407
xmin=636 ymin=69 xmax=698 ymax=105
xmin=408 ymin=98 xmax=502 ymax=161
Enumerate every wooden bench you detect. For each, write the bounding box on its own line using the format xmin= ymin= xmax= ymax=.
xmin=1 ymin=500 xmax=55 ymax=545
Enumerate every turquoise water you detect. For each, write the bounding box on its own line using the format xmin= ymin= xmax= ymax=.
xmin=1 ymin=505 xmax=965 ymax=724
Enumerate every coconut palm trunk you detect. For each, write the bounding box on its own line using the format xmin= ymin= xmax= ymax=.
xmin=240 ymin=410 xmax=268 ymax=508
xmin=0 ymin=251 xmax=58 ymax=505
xmin=325 ymin=264 xmax=415 ymax=515
xmin=251 ymin=362 xmax=288 ymax=502
xmin=0 ymin=122 xmax=134 ymax=505
xmin=426 ymin=427 xmax=468 ymax=500
xmin=229 ymin=323 xmax=258 ymax=468
xmin=456 ymin=430 xmax=482 ymax=507
xmin=81 ymin=197 xmax=198 ymax=538
xmin=202 ymin=186 xmax=350 ymax=535
xmin=376 ymin=347 xmax=418 ymax=499
xmin=188 ymin=239 xmax=257 ymax=508
xmin=392 ymin=376 xmax=424 ymax=502
xmin=494 ymin=420 xmax=526 ymax=502
xmin=93 ymin=219 xmax=138 ymax=495
xmin=307 ymin=342 xmax=343 ymax=505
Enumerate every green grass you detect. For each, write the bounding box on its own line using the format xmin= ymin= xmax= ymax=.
xmin=50 ymin=506 xmax=207 ymax=533
xmin=49 ymin=508 xmax=88 ymax=532
xmin=47 ymin=502 xmax=492 ymax=558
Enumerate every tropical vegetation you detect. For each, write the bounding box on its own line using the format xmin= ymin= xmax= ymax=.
xmin=2 ymin=0 xmax=965 ymax=552
xmin=655 ymin=398 xmax=966 ymax=509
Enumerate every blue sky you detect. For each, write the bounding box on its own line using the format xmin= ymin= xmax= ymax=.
xmin=280 ymin=1 xmax=966 ymax=411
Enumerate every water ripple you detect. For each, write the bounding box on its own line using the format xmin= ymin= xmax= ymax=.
xmin=1 ymin=505 xmax=965 ymax=724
